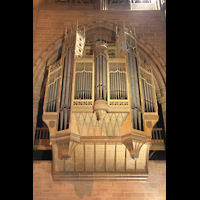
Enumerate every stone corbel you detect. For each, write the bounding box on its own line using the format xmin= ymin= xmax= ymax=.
xmin=55 ymin=133 xmax=81 ymax=160
xmin=121 ymin=133 xmax=146 ymax=160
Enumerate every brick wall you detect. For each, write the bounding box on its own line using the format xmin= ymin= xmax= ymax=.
xmin=33 ymin=160 xmax=166 ymax=200
xmin=33 ymin=2 xmax=166 ymax=66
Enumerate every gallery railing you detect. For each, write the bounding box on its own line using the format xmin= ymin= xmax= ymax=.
xmin=34 ymin=127 xmax=165 ymax=148
xmin=34 ymin=127 xmax=50 ymax=145
xmin=151 ymin=128 xmax=165 ymax=145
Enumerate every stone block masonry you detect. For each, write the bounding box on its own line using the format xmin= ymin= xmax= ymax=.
xmin=33 ymin=160 xmax=166 ymax=200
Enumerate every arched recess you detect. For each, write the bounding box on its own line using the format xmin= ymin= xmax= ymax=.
xmin=33 ymin=20 xmax=166 ymax=142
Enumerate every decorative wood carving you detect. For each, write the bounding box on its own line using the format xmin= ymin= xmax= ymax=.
xmin=74 ymin=112 xmax=129 ymax=137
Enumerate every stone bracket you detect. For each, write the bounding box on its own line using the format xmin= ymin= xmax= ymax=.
xmin=121 ymin=133 xmax=147 ymax=160
xmin=54 ymin=132 xmax=81 ymax=160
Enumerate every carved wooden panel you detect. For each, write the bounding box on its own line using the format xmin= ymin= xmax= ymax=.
xmin=73 ymin=112 xmax=129 ymax=137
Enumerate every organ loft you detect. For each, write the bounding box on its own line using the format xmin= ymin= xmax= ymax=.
xmin=40 ymin=20 xmax=161 ymax=181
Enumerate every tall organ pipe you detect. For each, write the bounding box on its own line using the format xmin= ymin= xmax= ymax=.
xmin=93 ymin=41 xmax=108 ymax=120
xmin=94 ymin=42 xmax=107 ymax=101
xmin=59 ymin=48 xmax=73 ymax=131
xmin=127 ymin=46 xmax=143 ymax=131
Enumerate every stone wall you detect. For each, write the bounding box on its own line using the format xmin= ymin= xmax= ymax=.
xmin=33 ymin=160 xmax=166 ymax=200
xmin=33 ymin=2 xmax=166 ymax=65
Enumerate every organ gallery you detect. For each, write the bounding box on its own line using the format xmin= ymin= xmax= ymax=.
xmin=42 ymin=20 xmax=159 ymax=181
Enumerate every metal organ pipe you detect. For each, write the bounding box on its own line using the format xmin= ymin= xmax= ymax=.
xmin=103 ymin=55 xmax=107 ymax=100
xmin=94 ymin=42 xmax=107 ymax=101
xmin=46 ymin=68 xmax=61 ymax=112
xmin=127 ymin=46 xmax=143 ymax=131
xmin=59 ymin=48 xmax=73 ymax=131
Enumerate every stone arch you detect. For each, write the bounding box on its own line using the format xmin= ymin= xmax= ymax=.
xmin=33 ymin=20 xmax=166 ymax=142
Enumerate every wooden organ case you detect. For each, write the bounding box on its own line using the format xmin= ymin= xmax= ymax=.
xmin=42 ymin=22 xmax=159 ymax=181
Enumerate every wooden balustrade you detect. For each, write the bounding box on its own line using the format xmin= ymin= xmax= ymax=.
xmin=34 ymin=127 xmax=165 ymax=151
xmin=34 ymin=127 xmax=50 ymax=145
xmin=150 ymin=128 xmax=165 ymax=150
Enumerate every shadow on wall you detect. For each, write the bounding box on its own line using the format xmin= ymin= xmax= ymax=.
xmin=70 ymin=181 xmax=94 ymax=199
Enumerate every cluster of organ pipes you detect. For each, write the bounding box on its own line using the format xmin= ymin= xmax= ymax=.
xmin=46 ymin=78 xmax=60 ymax=112
xmin=74 ymin=62 xmax=93 ymax=99
xmin=58 ymin=48 xmax=73 ymax=131
xmin=140 ymin=69 xmax=155 ymax=112
xmin=109 ymin=63 xmax=127 ymax=99
xmin=45 ymin=66 xmax=61 ymax=112
xmin=127 ymin=46 xmax=143 ymax=131
xmin=95 ymin=54 xmax=107 ymax=101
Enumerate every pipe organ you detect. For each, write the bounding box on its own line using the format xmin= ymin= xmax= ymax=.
xmin=42 ymin=20 xmax=159 ymax=181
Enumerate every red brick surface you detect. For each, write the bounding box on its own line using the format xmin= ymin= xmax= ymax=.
xmin=33 ymin=2 xmax=166 ymax=67
xmin=33 ymin=160 xmax=166 ymax=200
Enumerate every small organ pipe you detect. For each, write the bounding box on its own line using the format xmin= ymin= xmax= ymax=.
xmin=100 ymin=55 xmax=102 ymax=99
xmin=46 ymin=85 xmax=51 ymax=111
xmin=85 ymin=71 xmax=87 ymax=99
xmin=48 ymin=84 xmax=53 ymax=111
xmin=83 ymin=71 xmax=85 ymax=99
xmin=148 ymin=85 xmax=152 ymax=111
xmin=96 ymin=57 xmax=99 ymax=100
xmin=89 ymin=73 xmax=92 ymax=99
xmin=52 ymin=80 xmax=57 ymax=111
xmin=50 ymin=84 xmax=54 ymax=111
xmin=103 ymin=56 xmax=107 ymax=100
xmin=149 ymin=85 xmax=154 ymax=112
xmin=119 ymin=72 xmax=122 ymax=99
xmin=144 ymin=82 xmax=149 ymax=111
xmin=122 ymin=73 xmax=124 ymax=99
xmin=110 ymin=73 xmax=112 ymax=99
xmin=146 ymin=82 xmax=150 ymax=112
xmin=55 ymin=78 xmax=60 ymax=111
xmin=117 ymin=71 xmax=119 ymax=99
xmin=143 ymin=80 xmax=148 ymax=111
